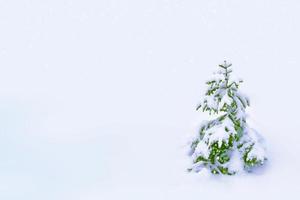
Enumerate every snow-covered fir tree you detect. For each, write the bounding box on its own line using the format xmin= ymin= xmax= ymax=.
xmin=188 ymin=61 xmax=267 ymax=175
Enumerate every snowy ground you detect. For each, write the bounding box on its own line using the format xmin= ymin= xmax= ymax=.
xmin=1 ymin=0 xmax=300 ymax=199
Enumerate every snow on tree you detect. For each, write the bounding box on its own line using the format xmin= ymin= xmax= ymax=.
xmin=188 ymin=61 xmax=267 ymax=175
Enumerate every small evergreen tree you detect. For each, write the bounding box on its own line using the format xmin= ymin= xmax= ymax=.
xmin=188 ymin=61 xmax=267 ymax=175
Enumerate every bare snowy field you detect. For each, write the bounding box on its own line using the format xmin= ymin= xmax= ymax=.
xmin=0 ymin=0 xmax=300 ymax=199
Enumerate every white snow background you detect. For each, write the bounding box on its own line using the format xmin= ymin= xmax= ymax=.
xmin=0 ymin=0 xmax=299 ymax=199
